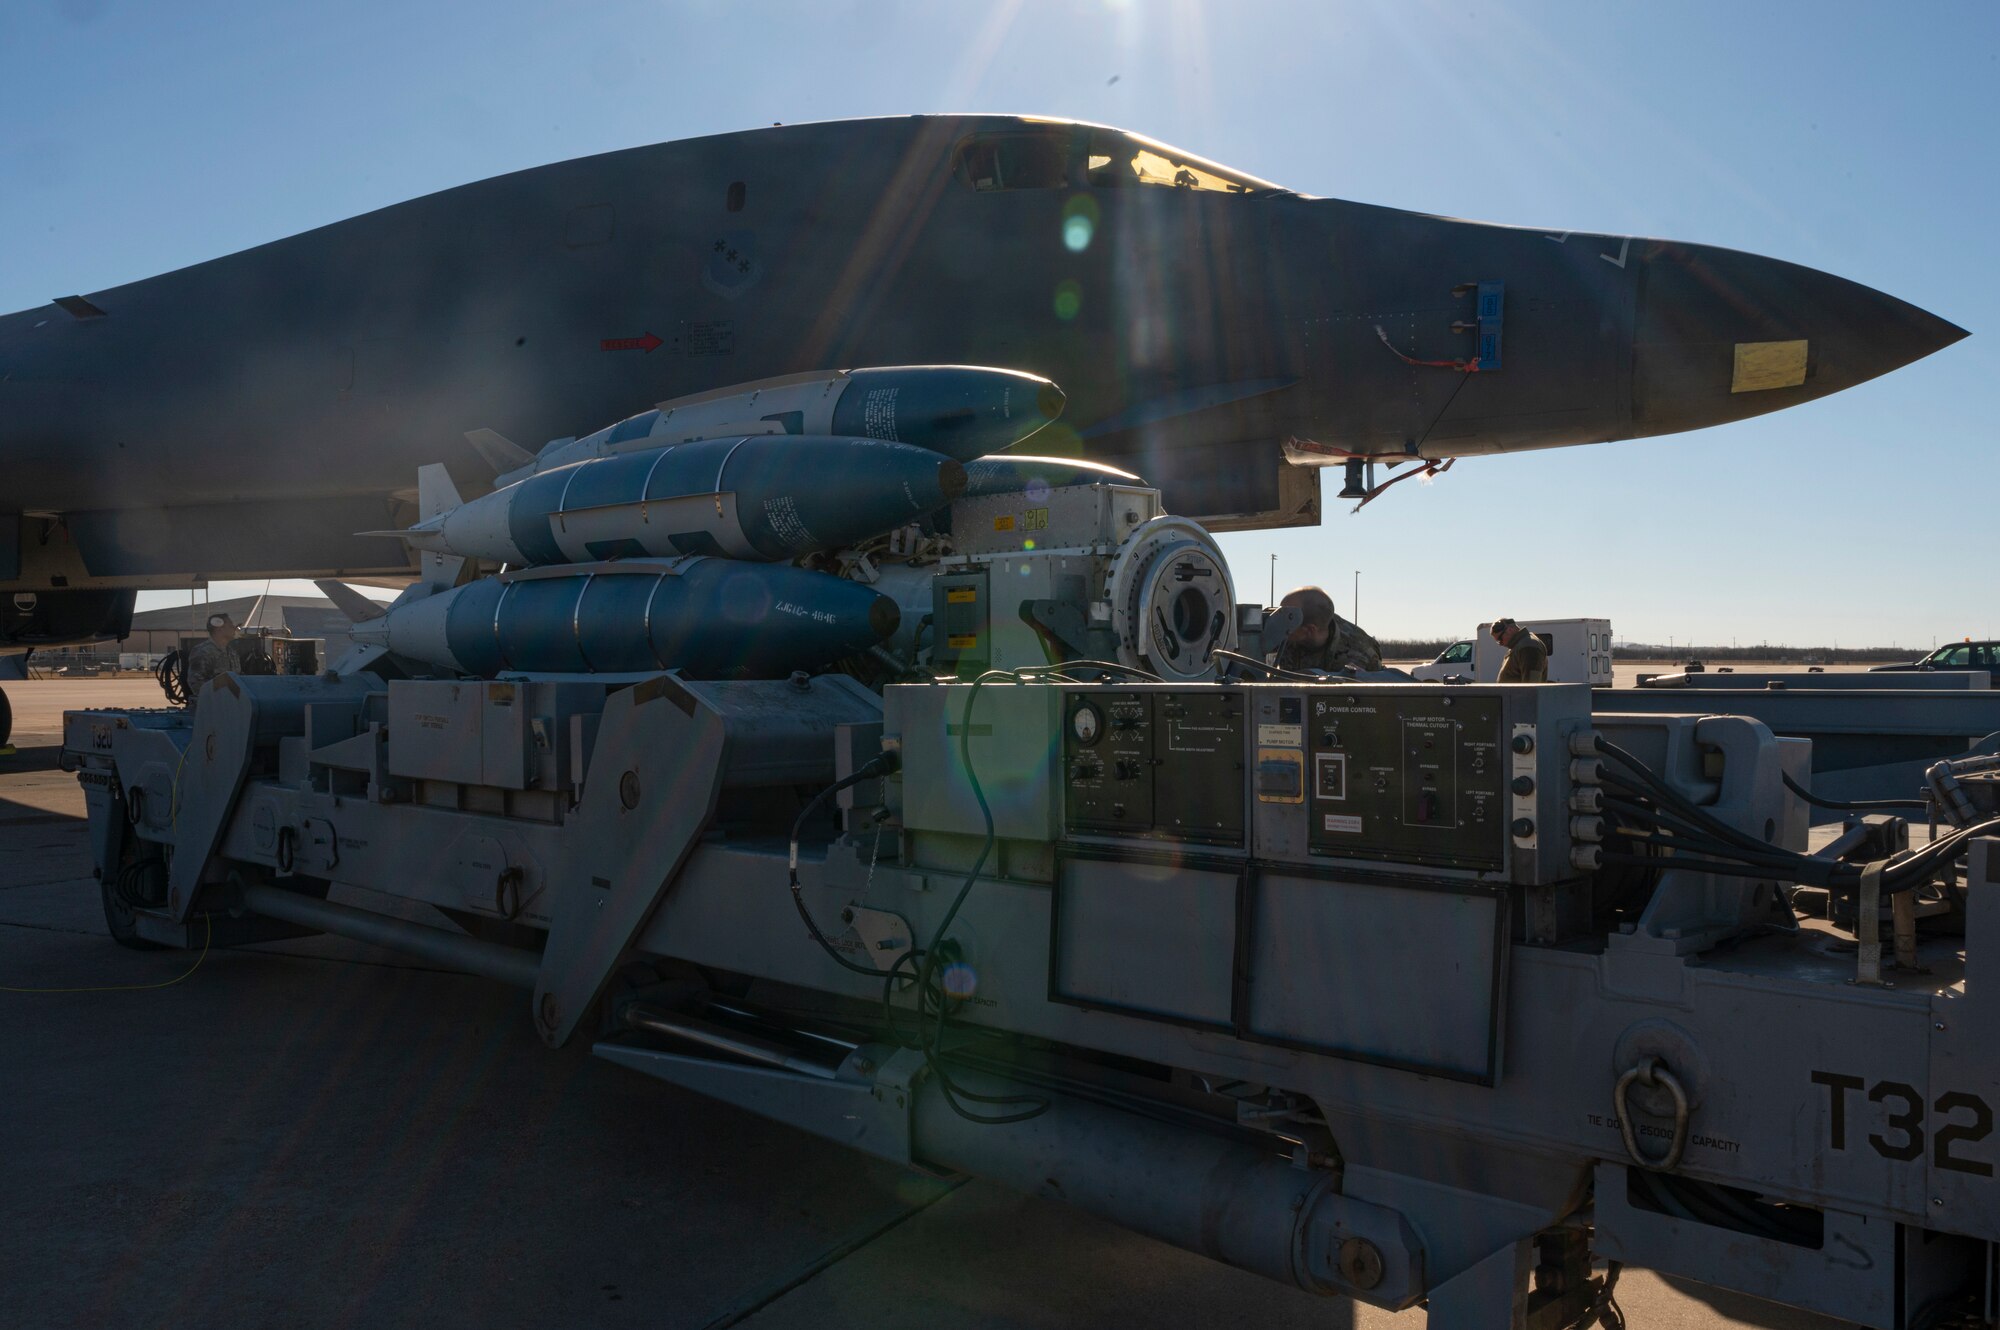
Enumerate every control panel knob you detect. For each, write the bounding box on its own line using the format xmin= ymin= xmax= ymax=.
xmin=1511 ymin=775 xmax=1535 ymax=796
xmin=1511 ymin=733 xmax=1536 ymax=755
xmin=1115 ymin=759 xmax=1141 ymax=781
xmin=1511 ymin=816 xmax=1536 ymax=839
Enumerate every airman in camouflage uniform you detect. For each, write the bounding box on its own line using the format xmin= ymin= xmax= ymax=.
xmin=1273 ymin=586 xmax=1382 ymax=674
xmin=1492 ymin=617 xmax=1549 ymax=683
xmin=183 ymin=612 xmax=238 ymax=705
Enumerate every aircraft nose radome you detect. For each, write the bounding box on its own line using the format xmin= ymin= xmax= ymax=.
xmin=1631 ymin=240 xmax=1967 ymax=435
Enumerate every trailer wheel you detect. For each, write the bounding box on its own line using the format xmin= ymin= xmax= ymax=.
xmin=0 ymin=685 xmax=12 ymax=750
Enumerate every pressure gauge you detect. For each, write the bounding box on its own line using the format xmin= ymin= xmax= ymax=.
xmin=1071 ymin=703 xmax=1103 ymax=746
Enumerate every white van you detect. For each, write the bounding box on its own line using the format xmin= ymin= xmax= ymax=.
xmin=1409 ymin=641 xmax=1475 ymax=681
xmin=1411 ymin=619 xmax=1614 ymax=686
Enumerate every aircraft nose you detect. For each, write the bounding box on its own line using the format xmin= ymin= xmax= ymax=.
xmin=1631 ymin=241 xmax=1967 ymax=434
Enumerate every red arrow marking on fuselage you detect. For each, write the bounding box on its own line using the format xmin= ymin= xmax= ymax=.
xmin=600 ymin=333 xmax=664 ymax=352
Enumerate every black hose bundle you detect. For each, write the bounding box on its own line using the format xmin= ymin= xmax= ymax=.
xmin=1779 ymin=771 xmax=1927 ymax=813
xmin=155 ymin=650 xmax=188 ymax=707
xmin=1593 ymin=736 xmax=2000 ymax=899
xmin=114 ymin=851 xmax=168 ymax=909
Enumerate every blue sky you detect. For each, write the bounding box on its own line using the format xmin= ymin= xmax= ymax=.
xmin=3 ymin=0 xmax=1992 ymax=646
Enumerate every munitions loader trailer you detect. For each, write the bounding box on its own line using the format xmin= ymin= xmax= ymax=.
xmin=61 ymin=664 xmax=2000 ymax=1330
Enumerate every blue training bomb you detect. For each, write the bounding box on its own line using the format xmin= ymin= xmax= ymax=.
xmin=503 ymin=365 xmax=1068 ymax=481
xmin=352 ymin=559 xmax=899 ymax=678
xmin=401 ymin=434 xmax=966 ymax=568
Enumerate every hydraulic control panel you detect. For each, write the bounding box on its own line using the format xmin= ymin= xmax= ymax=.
xmin=1062 ymin=688 xmax=1245 ymax=846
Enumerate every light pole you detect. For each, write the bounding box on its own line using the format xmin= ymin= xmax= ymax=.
xmin=1353 ymin=570 xmax=1360 ymax=626
xmin=1269 ymin=553 xmax=1276 ymax=606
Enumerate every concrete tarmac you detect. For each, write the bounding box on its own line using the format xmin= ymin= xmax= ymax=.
xmin=0 ymin=680 xmax=1858 ymax=1329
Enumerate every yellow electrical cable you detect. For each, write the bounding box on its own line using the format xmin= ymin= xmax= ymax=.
xmin=0 ymin=914 xmax=211 ymax=993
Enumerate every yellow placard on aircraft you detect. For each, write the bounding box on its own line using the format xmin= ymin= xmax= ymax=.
xmin=1731 ymin=340 xmax=1809 ymax=393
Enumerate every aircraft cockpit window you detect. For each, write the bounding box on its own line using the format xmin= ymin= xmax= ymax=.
xmin=955 ymin=133 xmax=1070 ymax=191
xmin=1126 ymin=147 xmax=1247 ymax=192
xmin=1084 ymin=131 xmax=1272 ymax=194
xmin=954 ymin=127 xmax=1282 ymax=195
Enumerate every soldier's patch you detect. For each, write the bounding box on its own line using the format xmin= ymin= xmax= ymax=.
xmin=702 ymin=230 xmax=763 ymax=299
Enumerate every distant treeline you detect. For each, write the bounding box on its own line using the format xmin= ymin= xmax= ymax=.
xmin=1378 ymin=639 xmax=1923 ymax=664
xmin=1378 ymin=640 xmax=1467 ymax=660
xmin=1615 ymin=643 xmax=1918 ymax=663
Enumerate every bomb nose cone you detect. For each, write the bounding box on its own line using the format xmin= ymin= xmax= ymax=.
xmin=938 ymin=458 xmax=968 ymax=503
xmin=1632 ymin=240 xmax=1968 ymax=435
xmin=837 ymin=367 xmax=1069 ymax=459
xmin=868 ymin=595 xmax=901 ymax=640
xmin=960 ymin=453 xmax=1145 ymax=499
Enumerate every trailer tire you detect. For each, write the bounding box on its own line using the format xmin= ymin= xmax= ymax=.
xmin=0 ymin=685 xmax=12 ymax=750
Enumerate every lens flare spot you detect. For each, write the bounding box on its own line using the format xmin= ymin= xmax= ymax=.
xmin=1025 ymin=478 xmax=1053 ymax=503
xmin=942 ymin=962 xmax=978 ymax=999
xmin=1053 ymin=279 xmax=1082 ymax=322
xmin=1023 ymin=538 xmax=1037 ymax=550
xmin=1022 ymin=421 xmax=1084 ymax=457
xmin=1063 ymin=215 xmax=1093 ymax=252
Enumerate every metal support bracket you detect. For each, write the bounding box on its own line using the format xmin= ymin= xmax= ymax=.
xmin=591 ymin=1038 xmax=925 ymax=1168
xmin=1022 ymin=598 xmax=1089 ymax=660
xmin=533 ymin=676 xmax=727 ymax=1047
xmin=166 ymin=676 xmax=261 ymax=921
xmin=1424 ymin=1237 xmax=1532 ymax=1329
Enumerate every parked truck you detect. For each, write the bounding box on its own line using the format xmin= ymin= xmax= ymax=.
xmin=1410 ymin=618 xmax=1614 ymax=685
